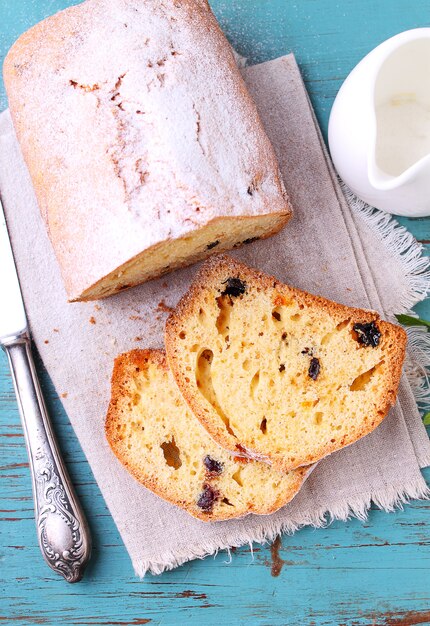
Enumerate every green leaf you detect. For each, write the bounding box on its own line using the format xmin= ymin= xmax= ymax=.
xmin=423 ymin=412 xmax=430 ymax=426
xmin=395 ymin=314 xmax=430 ymax=329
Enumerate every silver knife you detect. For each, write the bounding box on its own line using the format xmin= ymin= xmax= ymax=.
xmin=0 ymin=197 xmax=91 ymax=582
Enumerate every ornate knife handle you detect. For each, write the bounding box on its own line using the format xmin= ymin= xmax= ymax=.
xmin=2 ymin=333 xmax=91 ymax=582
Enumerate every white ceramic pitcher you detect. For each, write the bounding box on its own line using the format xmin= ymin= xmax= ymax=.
xmin=328 ymin=28 xmax=430 ymax=217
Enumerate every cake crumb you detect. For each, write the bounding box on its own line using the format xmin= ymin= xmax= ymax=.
xmin=89 ymin=316 xmax=96 ymax=324
xmin=134 ymin=336 xmax=142 ymax=341
xmin=162 ymin=281 xmax=168 ymax=288
xmin=53 ymin=328 xmax=59 ymax=333
xmin=44 ymin=339 xmax=49 ymax=344
xmin=94 ymin=304 xmax=101 ymax=311
xmin=129 ymin=314 xmax=144 ymax=321
xmin=157 ymin=300 xmax=175 ymax=314
xmin=61 ymin=392 xmax=68 ymax=399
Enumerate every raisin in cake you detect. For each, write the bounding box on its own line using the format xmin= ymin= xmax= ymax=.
xmin=4 ymin=0 xmax=291 ymax=302
xmin=105 ymin=349 xmax=306 ymax=521
xmin=165 ymin=255 xmax=407 ymax=473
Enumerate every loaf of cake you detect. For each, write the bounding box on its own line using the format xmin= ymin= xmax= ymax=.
xmin=4 ymin=0 xmax=291 ymax=302
xmin=165 ymin=255 xmax=407 ymax=473
xmin=105 ymin=349 xmax=306 ymax=521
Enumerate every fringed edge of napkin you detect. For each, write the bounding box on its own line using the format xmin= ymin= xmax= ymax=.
xmin=342 ymin=183 xmax=430 ymax=412
xmin=134 ymin=475 xmax=430 ymax=576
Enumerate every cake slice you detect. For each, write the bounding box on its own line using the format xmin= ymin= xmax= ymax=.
xmin=165 ymin=255 xmax=407 ymax=473
xmin=105 ymin=349 xmax=306 ymax=522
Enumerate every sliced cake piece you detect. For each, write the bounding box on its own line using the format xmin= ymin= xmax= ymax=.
xmin=165 ymin=255 xmax=407 ymax=473
xmin=105 ymin=349 xmax=306 ymax=522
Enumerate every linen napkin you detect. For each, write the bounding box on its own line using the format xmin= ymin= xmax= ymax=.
xmin=1 ymin=54 xmax=430 ymax=576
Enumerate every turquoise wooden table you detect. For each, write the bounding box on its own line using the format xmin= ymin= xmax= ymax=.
xmin=1 ymin=1 xmax=430 ymax=624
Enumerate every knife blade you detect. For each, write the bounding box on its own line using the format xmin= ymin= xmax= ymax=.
xmin=0 ymin=196 xmax=91 ymax=582
xmin=0 ymin=198 xmax=26 ymax=341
